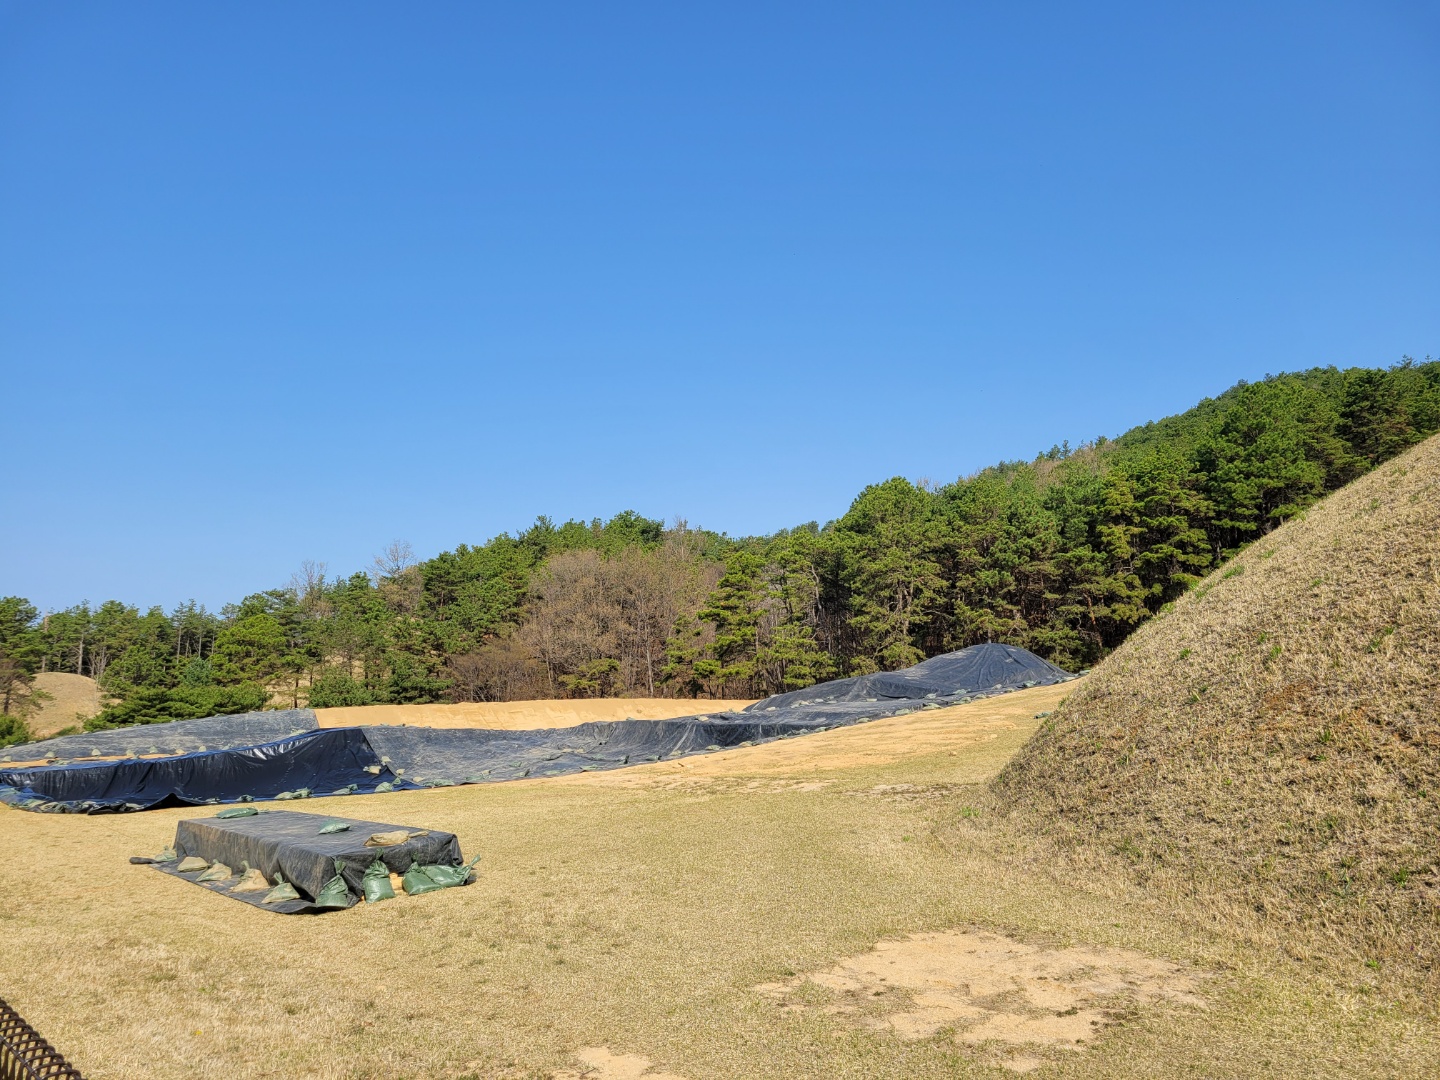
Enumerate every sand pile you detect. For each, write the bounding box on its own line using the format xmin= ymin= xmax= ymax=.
xmin=314 ymin=698 xmax=755 ymax=730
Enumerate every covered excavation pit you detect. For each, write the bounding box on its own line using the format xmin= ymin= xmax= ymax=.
xmin=0 ymin=644 xmax=1073 ymax=814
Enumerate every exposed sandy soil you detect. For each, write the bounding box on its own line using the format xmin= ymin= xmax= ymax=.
xmin=553 ymin=1047 xmax=688 ymax=1080
xmin=24 ymin=672 xmax=102 ymax=738
xmin=755 ymin=930 xmax=1206 ymax=1073
xmin=315 ymin=698 xmax=756 ymax=730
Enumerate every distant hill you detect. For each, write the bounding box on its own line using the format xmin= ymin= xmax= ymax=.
xmin=997 ymin=432 xmax=1440 ymax=980
xmin=27 ymin=672 xmax=103 ymax=738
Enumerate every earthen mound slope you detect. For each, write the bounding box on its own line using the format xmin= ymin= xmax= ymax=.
xmin=997 ymin=433 xmax=1440 ymax=974
xmin=26 ymin=673 xmax=102 ymax=738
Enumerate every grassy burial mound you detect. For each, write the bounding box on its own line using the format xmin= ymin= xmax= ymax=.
xmin=997 ymin=433 xmax=1440 ymax=978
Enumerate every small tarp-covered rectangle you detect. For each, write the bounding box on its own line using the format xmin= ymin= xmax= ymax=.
xmin=154 ymin=809 xmax=466 ymax=914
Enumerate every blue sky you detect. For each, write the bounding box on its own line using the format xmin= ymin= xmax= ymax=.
xmin=3 ymin=2 xmax=1437 ymax=613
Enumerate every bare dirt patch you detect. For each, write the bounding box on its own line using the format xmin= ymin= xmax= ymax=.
xmin=756 ymin=929 xmax=1206 ymax=1072
xmin=553 ymin=1046 xmax=688 ymax=1080
xmin=25 ymin=672 xmax=103 ymax=738
xmin=315 ymin=697 xmax=755 ymax=731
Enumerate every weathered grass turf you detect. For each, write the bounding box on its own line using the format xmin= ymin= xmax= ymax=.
xmin=999 ymin=433 xmax=1440 ymax=992
xmin=1 ymin=684 xmax=1435 ymax=1078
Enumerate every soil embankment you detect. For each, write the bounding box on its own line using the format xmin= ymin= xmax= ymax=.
xmin=25 ymin=672 xmax=102 ymax=738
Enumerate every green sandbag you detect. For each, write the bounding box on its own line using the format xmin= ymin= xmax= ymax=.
xmin=176 ymin=856 xmax=210 ymax=873
xmin=330 ymin=784 xmax=358 ymax=795
xmin=402 ymin=860 xmax=447 ymax=896
xmin=418 ymin=857 xmax=480 ymax=889
xmin=215 ymin=806 xmax=259 ymax=819
xmin=362 ymin=858 xmax=395 ymax=903
xmin=263 ymin=873 xmax=300 ymax=904
xmin=318 ymin=821 xmax=351 ymax=835
xmin=314 ymin=858 xmax=353 ymax=910
xmin=373 ymin=781 xmax=394 ymax=793
xmin=196 ymin=861 xmax=232 ymax=882
xmin=274 ymin=788 xmax=311 ymax=801
xmin=153 ymin=846 xmax=177 ymax=863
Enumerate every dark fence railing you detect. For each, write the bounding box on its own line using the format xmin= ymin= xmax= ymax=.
xmin=0 ymin=998 xmax=83 ymax=1080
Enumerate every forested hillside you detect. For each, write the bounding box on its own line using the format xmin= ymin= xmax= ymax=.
xmin=2 ymin=360 xmax=1436 ymax=738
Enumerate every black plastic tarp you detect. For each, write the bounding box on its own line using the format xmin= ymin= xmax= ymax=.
xmin=155 ymin=809 xmax=465 ymax=913
xmin=0 ymin=728 xmax=390 ymax=812
xmin=0 ymin=709 xmax=317 ymax=764
xmin=0 ymin=644 xmax=1073 ymax=813
xmin=745 ymin=643 xmax=1070 ymax=711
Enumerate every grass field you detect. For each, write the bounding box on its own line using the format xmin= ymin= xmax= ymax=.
xmin=3 ymin=682 xmax=1436 ymax=1079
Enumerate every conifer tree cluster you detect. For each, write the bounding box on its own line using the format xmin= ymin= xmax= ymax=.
xmin=2 ymin=361 xmax=1436 ymax=737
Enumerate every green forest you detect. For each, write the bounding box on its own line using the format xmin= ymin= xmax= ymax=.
xmin=3 ymin=360 xmax=1437 ymax=743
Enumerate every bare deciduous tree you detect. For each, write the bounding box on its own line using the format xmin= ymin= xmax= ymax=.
xmin=291 ymin=560 xmax=332 ymax=617
xmin=516 ymin=528 xmax=719 ymax=698
xmin=446 ymin=637 xmax=546 ymax=702
xmin=372 ymin=540 xmax=423 ymax=615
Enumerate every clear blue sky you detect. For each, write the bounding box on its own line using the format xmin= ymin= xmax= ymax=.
xmin=3 ymin=3 xmax=1436 ymax=613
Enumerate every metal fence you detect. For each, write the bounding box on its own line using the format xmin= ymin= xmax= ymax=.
xmin=0 ymin=998 xmax=83 ymax=1080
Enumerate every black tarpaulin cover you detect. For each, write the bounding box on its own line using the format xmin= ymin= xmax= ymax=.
xmin=0 ymin=709 xmax=317 ymax=764
xmin=745 ymin=643 xmax=1071 ymax=711
xmin=0 ymin=644 xmax=1073 ymax=813
xmin=154 ymin=810 xmax=466 ymax=913
xmin=0 ymin=728 xmax=391 ymax=812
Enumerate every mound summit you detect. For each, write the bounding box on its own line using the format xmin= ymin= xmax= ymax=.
xmin=999 ymin=432 xmax=1440 ymax=976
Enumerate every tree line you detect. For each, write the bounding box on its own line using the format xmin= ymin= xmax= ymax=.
xmin=2 ymin=360 xmax=1436 ymax=742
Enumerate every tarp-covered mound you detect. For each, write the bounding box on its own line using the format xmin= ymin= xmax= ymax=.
xmin=1 ymin=643 xmax=1073 ymax=813
xmin=0 ymin=709 xmax=316 ymax=764
xmin=745 ymin=643 xmax=1071 ymax=714
xmin=1 ymin=728 xmax=380 ymax=813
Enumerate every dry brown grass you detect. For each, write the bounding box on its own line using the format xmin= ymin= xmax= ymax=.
xmin=314 ymin=698 xmax=756 ymax=731
xmin=2 ymin=684 xmax=1436 ymax=1078
xmin=24 ymin=673 xmax=103 ymax=738
xmin=998 ymin=432 xmax=1440 ymax=990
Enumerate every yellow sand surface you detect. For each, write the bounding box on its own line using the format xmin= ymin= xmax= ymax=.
xmin=26 ymin=672 xmax=103 ymax=738
xmin=315 ymin=697 xmax=756 ymax=730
